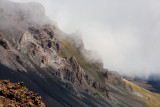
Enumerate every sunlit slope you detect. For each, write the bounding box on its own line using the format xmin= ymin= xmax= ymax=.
xmin=123 ymin=79 xmax=160 ymax=107
xmin=60 ymin=36 xmax=106 ymax=82
xmin=60 ymin=35 xmax=160 ymax=107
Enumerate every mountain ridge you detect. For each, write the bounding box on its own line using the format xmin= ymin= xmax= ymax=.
xmin=0 ymin=0 xmax=160 ymax=107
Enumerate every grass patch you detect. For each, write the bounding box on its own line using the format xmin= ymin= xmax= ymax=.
xmin=123 ymin=79 xmax=160 ymax=107
xmin=22 ymin=86 xmax=28 ymax=92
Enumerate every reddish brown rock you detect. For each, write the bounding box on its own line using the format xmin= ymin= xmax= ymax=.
xmin=0 ymin=80 xmax=45 ymax=107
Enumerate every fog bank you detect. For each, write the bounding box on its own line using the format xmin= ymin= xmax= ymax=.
xmin=11 ymin=0 xmax=160 ymax=79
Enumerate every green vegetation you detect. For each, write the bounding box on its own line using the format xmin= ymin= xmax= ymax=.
xmin=123 ymin=79 xmax=160 ymax=107
xmin=60 ymin=36 xmax=160 ymax=107
xmin=22 ymin=86 xmax=28 ymax=92
xmin=60 ymin=36 xmax=106 ymax=83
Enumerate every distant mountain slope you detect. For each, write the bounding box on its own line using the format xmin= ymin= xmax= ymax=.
xmin=0 ymin=0 xmax=160 ymax=107
xmin=123 ymin=79 xmax=160 ymax=107
xmin=147 ymin=81 xmax=160 ymax=93
xmin=124 ymin=77 xmax=160 ymax=94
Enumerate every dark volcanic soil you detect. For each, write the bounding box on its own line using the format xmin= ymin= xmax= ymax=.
xmin=0 ymin=64 xmax=114 ymax=107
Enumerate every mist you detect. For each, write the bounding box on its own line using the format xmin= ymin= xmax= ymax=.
xmin=10 ymin=0 xmax=160 ymax=79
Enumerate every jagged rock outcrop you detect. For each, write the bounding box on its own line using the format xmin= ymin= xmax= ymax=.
xmin=93 ymin=81 xmax=107 ymax=92
xmin=0 ymin=80 xmax=45 ymax=107
xmin=84 ymin=74 xmax=92 ymax=85
xmin=104 ymin=69 xmax=125 ymax=85
xmin=0 ymin=0 xmax=50 ymax=46
xmin=92 ymin=81 xmax=111 ymax=98
xmin=69 ymin=57 xmax=85 ymax=84
xmin=0 ymin=33 xmax=10 ymax=50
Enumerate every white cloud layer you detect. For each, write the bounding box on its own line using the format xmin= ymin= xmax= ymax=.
xmin=11 ymin=0 xmax=160 ymax=78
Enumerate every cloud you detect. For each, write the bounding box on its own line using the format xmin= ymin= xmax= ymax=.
xmin=11 ymin=0 xmax=160 ymax=79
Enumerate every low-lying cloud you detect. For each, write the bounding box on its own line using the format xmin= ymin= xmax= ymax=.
xmin=11 ymin=0 xmax=160 ymax=79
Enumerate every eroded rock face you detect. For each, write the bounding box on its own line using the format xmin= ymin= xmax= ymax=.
xmin=93 ymin=81 xmax=107 ymax=92
xmin=0 ymin=17 xmax=114 ymax=106
xmin=84 ymin=74 xmax=92 ymax=85
xmin=0 ymin=0 xmax=51 ymax=46
xmin=63 ymin=66 xmax=75 ymax=83
xmin=0 ymin=80 xmax=45 ymax=107
xmin=0 ymin=33 xmax=10 ymax=50
xmin=0 ymin=23 xmax=113 ymax=102
xmin=18 ymin=25 xmax=63 ymax=69
xmin=104 ymin=70 xmax=125 ymax=86
xmin=92 ymin=81 xmax=111 ymax=99
xmin=69 ymin=57 xmax=85 ymax=84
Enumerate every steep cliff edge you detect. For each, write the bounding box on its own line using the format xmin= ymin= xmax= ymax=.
xmin=0 ymin=0 xmax=160 ymax=107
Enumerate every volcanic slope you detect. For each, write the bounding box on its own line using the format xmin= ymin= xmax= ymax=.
xmin=0 ymin=0 xmax=160 ymax=107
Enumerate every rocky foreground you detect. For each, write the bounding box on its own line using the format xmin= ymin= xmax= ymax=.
xmin=0 ymin=80 xmax=45 ymax=107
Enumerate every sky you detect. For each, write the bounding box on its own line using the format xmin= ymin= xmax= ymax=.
xmin=11 ymin=0 xmax=160 ymax=79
